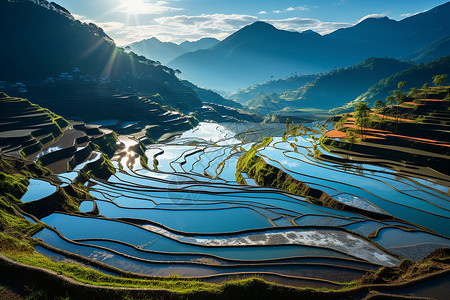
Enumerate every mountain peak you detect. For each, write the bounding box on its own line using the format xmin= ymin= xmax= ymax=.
xmin=301 ymin=29 xmax=321 ymax=37
xmin=245 ymin=21 xmax=277 ymax=31
xmin=358 ymin=15 xmax=393 ymax=24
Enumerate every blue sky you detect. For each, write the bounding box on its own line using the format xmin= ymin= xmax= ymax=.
xmin=53 ymin=0 xmax=448 ymax=45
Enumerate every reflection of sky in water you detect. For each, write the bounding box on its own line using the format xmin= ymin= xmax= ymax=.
xmin=118 ymin=135 xmax=138 ymax=148
xmin=334 ymin=194 xmax=383 ymax=213
xmin=21 ymin=179 xmax=57 ymax=203
xmin=74 ymin=151 xmax=100 ymax=171
xmin=174 ymin=122 xmax=240 ymax=144
xmin=33 ymin=120 xmax=450 ymax=279
xmin=34 ymin=146 xmax=62 ymax=159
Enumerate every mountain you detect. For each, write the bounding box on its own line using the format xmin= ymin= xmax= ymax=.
xmin=169 ymin=21 xmax=324 ymax=91
xmin=128 ymin=38 xmax=184 ymax=65
xmin=169 ymin=2 xmax=450 ymax=91
xmin=128 ymin=37 xmax=219 ymax=64
xmin=179 ymin=38 xmax=220 ymax=53
xmin=0 ymin=0 xmax=201 ymax=112
xmin=279 ymin=58 xmax=415 ymax=109
xmin=244 ymin=57 xmax=414 ymax=114
xmin=351 ymin=55 xmax=450 ymax=106
xmin=181 ymin=81 xmax=243 ymax=109
xmin=402 ymin=37 xmax=450 ymax=63
xmin=231 ymin=74 xmax=318 ymax=104
xmin=246 ymin=93 xmax=291 ymax=116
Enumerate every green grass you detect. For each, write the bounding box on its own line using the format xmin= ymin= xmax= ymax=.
xmin=91 ymin=132 xmax=119 ymax=158
xmin=2 ymin=250 xmax=215 ymax=293
xmin=84 ymin=153 xmax=116 ymax=179
xmin=235 ymin=137 xmax=273 ymax=185
xmin=0 ymin=172 xmax=29 ymax=199
xmin=236 ymin=137 xmax=319 ymax=199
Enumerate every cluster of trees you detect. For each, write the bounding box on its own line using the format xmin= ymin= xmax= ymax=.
xmin=353 ymin=74 xmax=448 ymax=137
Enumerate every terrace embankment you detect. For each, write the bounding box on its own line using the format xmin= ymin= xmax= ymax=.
xmin=322 ymin=86 xmax=450 ymax=180
xmin=235 ymin=137 xmax=394 ymax=220
xmin=0 ymin=93 xmax=123 ymax=177
xmin=21 ymin=84 xmax=199 ymax=142
xmin=1 ymin=129 xmax=449 ymax=299
xmin=357 ymin=247 xmax=450 ymax=285
xmin=0 ymin=92 xmax=68 ymax=159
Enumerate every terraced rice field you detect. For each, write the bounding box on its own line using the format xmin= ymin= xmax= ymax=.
xmin=24 ymin=121 xmax=450 ymax=288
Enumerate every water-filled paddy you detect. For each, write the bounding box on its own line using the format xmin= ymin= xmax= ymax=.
xmin=21 ymin=179 xmax=57 ymax=202
xmin=34 ymin=121 xmax=450 ymax=285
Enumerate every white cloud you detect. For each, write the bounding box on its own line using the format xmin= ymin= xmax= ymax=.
xmin=400 ymin=11 xmax=420 ymax=18
xmin=334 ymin=0 xmax=346 ymax=6
xmin=72 ymin=14 xmax=126 ymax=37
xmin=95 ymin=21 xmax=126 ymax=32
xmin=268 ymin=18 xmax=351 ymax=34
xmin=93 ymin=13 xmax=352 ymax=45
xmin=259 ymin=11 xmax=267 ymax=15
xmin=116 ymin=0 xmax=182 ymax=15
xmin=72 ymin=14 xmax=94 ymax=24
xmin=357 ymin=13 xmax=386 ymax=23
xmin=274 ymin=6 xmax=309 ymax=14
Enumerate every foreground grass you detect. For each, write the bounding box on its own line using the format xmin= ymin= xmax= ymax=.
xmin=2 ymin=249 xmax=215 ymax=293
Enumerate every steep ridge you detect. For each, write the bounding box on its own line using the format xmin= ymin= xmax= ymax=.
xmin=0 ymin=0 xmax=201 ymax=112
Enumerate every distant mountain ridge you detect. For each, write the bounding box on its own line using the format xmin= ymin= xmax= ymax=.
xmin=401 ymin=37 xmax=450 ymax=63
xmin=280 ymin=57 xmax=415 ymax=109
xmin=351 ymin=55 xmax=450 ymax=107
xmin=242 ymin=57 xmax=415 ymax=114
xmin=169 ymin=2 xmax=450 ymax=91
xmin=232 ymin=74 xmax=319 ymax=104
xmin=128 ymin=37 xmax=219 ymax=64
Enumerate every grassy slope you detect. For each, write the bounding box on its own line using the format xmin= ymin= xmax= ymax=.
xmin=236 ymin=137 xmax=341 ymax=207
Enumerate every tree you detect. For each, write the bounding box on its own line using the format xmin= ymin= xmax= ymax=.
xmin=285 ymin=117 xmax=291 ymax=130
xmin=386 ymin=95 xmax=396 ymax=106
xmin=373 ymin=99 xmax=385 ymax=110
xmin=388 ymin=81 xmax=407 ymax=133
xmin=346 ymin=131 xmax=356 ymax=159
xmin=354 ymin=102 xmax=371 ymax=139
xmin=422 ymin=83 xmax=429 ymax=98
xmin=408 ymin=87 xmax=418 ymax=97
xmin=432 ymin=74 xmax=448 ymax=87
